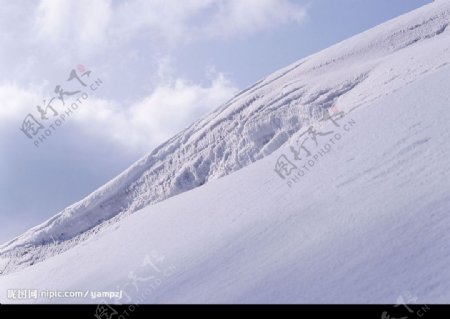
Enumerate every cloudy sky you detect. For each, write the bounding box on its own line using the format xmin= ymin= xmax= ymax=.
xmin=0 ymin=0 xmax=430 ymax=243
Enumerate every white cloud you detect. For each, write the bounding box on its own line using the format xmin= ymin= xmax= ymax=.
xmin=0 ymin=85 xmax=41 ymax=122
xmin=0 ymin=63 xmax=237 ymax=153
xmin=73 ymin=70 xmax=238 ymax=151
xmin=34 ymin=0 xmax=112 ymax=53
xmin=31 ymin=0 xmax=308 ymax=53
xmin=206 ymin=0 xmax=308 ymax=37
xmin=131 ymin=72 xmax=237 ymax=144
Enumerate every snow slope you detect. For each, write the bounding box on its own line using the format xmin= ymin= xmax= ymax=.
xmin=1 ymin=0 xmax=450 ymax=303
xmin=1 ymin=65 xmax=450 ymax=304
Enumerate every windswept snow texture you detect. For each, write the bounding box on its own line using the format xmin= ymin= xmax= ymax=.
xmin=1 ymin=0 xmax=450 ymax=303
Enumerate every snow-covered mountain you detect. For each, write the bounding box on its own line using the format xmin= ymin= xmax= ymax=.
xmin=1 ymin=0 xmax=450 ymax=303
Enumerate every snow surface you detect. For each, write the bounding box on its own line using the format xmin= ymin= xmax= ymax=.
xmin=1 ymin=0 xmax=450 ymax=303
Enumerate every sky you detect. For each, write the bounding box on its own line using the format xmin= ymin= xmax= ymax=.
xmin=0 ymin=0 xmax=432 ymax=244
